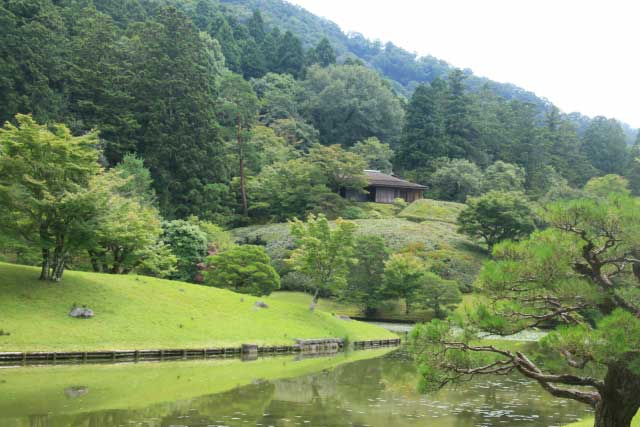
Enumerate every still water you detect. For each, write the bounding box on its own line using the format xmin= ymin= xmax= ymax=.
xmin=0 ymin=348 xmax=592 ymax=427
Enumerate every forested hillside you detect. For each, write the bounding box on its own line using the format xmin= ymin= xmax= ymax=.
xmin=2 ymin=0 xmax=638 ymax=225
xmin=2 ymin=0 xmax=640 ymax=282
xmin=220 ymin=0 xmax=638 ymax=143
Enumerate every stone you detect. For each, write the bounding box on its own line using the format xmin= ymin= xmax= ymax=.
xmin=335 ymin=314 xmax=351 ymax=321
xmin=69 ymin=307 xmax=94 ymax=318
xmin=64 ymin=386 xmax=89 ymax=398
xmin=254 ymin=301 xmax=269 ymax=309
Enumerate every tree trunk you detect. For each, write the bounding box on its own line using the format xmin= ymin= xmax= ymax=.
xmin=88 ymin=250 xmax=101 ymax=273
xmin=39 ymin=248 xmax=50 ymax=281
xmin=594 ymin=360 xmax=640 ymax=427
xmin=309 ymin=288 xmax=320 ymax=311
xmin=238 ymin=113 xmax=248 ymax=217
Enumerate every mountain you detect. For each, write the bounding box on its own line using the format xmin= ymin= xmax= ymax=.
xmin=219 ymin=0 xmax=637 ymax=143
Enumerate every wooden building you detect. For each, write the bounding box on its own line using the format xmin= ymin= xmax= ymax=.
xmin=345 ymin=170 xmax=426 ymax=204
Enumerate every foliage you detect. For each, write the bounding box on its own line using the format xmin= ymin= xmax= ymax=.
xmin=308 ymin=144 xmax=368 ymax=193
xmin=581 ymin=116 xmax=630 ymax=175
xmin=345 ymin=235 xmax=389 ymax=314
xmin=301 ymin=64 xmax=404 ymax=147
xmin=411 ymin=195 xmax=640 ymax=426
xmin=112 ymin=154 xmax=156 ymax=204
xmin=205 ymin=245 xmax=280 ymax=296
xmin=0 ymin=114 xmax=101 ymax=281
xmin=125 ymin=6 xmax=227 ymax=219
xmin=306 ymin=37 xmax=337 ymax=67
xmin=457 ymin=191 xmax=535 ymax=250
xmin=162 ymin=220 xmax=208 ymax=283
xmin=247 ymin=157 xmax=329 ymax=221
xmin=288 ymin=214 xmax=357 ymax=309
xmin=417 ymin=272 xmax=462 ymax=319
xmin=88 ymin=171 xmax=166 ymax=275
xmin=232 ymin=217 xmax=486 ymax=293
xmin=482 ymin=161 xmax=526 ymax=193
xmin=186 ymin=216 xmax=235 ymax=254
xmin=383 ymin=253 xmax=425 ymax=314
xmin=583 ymin=174 xmax=631 ymax=198
xmin=350 ymin=137 xmax=394 ymax=173
xmin=247 ymin=144 xmax=367 ymax=222
xmin=428 ymin=158 xmax=483 ymax=202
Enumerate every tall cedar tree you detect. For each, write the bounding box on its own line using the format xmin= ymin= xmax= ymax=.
xmin=127 ymin=7 xmax=226 ymax=218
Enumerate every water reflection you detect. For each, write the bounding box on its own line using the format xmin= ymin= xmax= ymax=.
xmin=1 ymin=349 xmax=591 ymax=427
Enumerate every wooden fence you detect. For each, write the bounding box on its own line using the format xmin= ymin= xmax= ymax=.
xmin=0 ymin=338 xmax=402 ymax=367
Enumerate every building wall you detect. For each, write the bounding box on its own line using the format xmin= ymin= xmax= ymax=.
xmin=374 ymin=187 xmax=423 ymax=203
xmin=345 ymin=186 xmax=424 ymax=204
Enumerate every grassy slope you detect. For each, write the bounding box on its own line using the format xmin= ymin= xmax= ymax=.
xmin=398 ymin=198 xmax=466 ymax=224
xmin=0 ymin=262 xmax=394 ymax=352
xmin=0 ymin=348 xmax=393 ymax=418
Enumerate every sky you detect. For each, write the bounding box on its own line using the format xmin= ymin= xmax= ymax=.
xmin=286 ymin=0 xmax=640 ymax=129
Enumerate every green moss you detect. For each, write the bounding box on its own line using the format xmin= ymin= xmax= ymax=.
xmin=0 ymin=262 xmax=395 ymax=352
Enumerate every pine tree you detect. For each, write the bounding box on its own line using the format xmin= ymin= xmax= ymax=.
xmin=397 ymin=81 xmax=448 ymax=175
xmin=275 ymin=31 xmax=305 ymax=78
xmin=307 ymin=37 xmax=336 ymax=67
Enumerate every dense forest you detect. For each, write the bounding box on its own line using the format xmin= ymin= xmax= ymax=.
xmin=2 ymin=0 xmax=638 ymax=227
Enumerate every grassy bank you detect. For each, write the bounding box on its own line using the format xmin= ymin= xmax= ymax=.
xmin=0 ymin=262 xmax=395 ymax=352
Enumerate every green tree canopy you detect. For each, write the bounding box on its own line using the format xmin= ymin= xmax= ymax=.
xmin=288 ymin=214 xmax=357 ymax=310
xmin=482 ymin=161 xmax=526 ymax=193
xmin=346 ymin=235 xmax=389 ymax=315
xmin=162 ymin=220 xmax=208 ymax=283
xmin=205 ymin=245 xmax=280 ymax=296
xmin=88 ymin=169 xmax=165 ymax=275
xmin=0 ymin=114 xmax=101 ymax=281
xmin=417 ymin=272 xmax=461 ymax=320
xmin=428 ymin=158 xmax=482 ymax=202
xmin=383 ymin=253 xmax=425 ymax=315
xmin=306 ymin=37 xmax=337 ymax=67
xmin=581 ymin=116 xmax=630 ymax=175
xmin=301 ymin=64 xmax=404 ymax=147
xmin=583 ymin=174 xmax=631 ymax=198
xmin=308 ymin=144 xmax=368 ymax=194
xmin=350 ymin=137 xmax=394 ymax=174
xmin=457 ymin=191 xmax=535 ymax=250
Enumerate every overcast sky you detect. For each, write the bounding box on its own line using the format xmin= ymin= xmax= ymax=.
xmin=286 ymin=0 xmax=640 ymax=129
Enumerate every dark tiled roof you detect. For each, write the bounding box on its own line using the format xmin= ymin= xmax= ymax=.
xmin=365 ymin=170 xmax=427 ymax=190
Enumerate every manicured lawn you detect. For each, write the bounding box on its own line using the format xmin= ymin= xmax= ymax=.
xmin=398 ymin=198 xmax=466 ymax=224
xmin=0 ymin=262 xmax=395 ymax=352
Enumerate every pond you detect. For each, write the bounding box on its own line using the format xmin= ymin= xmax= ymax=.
xmin=0 ymin=348 xmax=592 ymax=427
